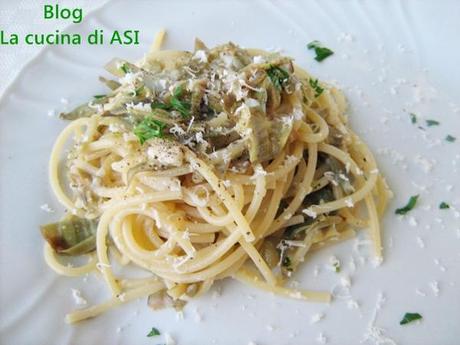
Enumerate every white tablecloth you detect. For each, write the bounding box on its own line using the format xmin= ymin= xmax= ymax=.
xmin=0 ymin=0 xmax=110 ymax=97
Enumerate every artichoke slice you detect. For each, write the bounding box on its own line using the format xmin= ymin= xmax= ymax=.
xmin=40 ymin=215 xmax=98 ymax=256
xmin=235 ymin=106 xmax=271 ymax=163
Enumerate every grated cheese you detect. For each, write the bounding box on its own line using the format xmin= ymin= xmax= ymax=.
xmin=119 ymin=72 xmax=141 ymax=85
xmin=433 ymin=259 xmax=446 ymax=272
xmin=408 ymin=217 xmax=418 ymax=227
xmin=302 ymin=208 xmax=317 ymax=219
xmin=313 ymin=265 xmax=320 ymax=277
xmin=252 ymin=55 xmax=265 ymax=64
xmin=176 ymin=311 xmax=184 ymax=320
xmin=360 ymin=293 xmax=397 ymax=345
xmin=345 ymin=198 xmax=354 ymax=208
xmin=222 ymin=180 xmax=232 ymax=188
xmin=193 ymin=50 xmax=208 ymax=63
xmin=126 ymin=101 xmax=151 ymax=112
xmin=310 ymin=313 xmax=325 ymax=324
xmin=71 ymin=289 xmax=87 ymax=306
xmin=251 ymin=165 xmax=268 ymax=179
xmin=429 ymin=281 xmax=439 ymax=296
xmin=193 ymin=307 xmax=202 ymax=323
xmin=415 ymin=288 xmax=426 ymax=297
xmin=40 ymin=203 xmax=54 ymax=213
xmin=371 ymin=256 xmax=383 ymax=268
xmin=340 ymin=275 xmax=352 ymax=288
xmin=316 ymin=332 xmax=328 ymax=344
xmin=328 ymin=255 xmax=341 ymax=272
xmin=165 ymin=333 xmax=176 ymax=345
xmin=347 ymin=299 xmax=360 ymax=310
xmin=265 ymin=324 xmax=275 ymax=331
xmin=337 ymin=32 xmax=354 ymax=42
xmin=413 ymin=155 xmax=435 ymax=173
xmin=416 ymin=236 xmax=425 ymax=249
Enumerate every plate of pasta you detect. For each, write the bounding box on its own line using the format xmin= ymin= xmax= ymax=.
xmin=1 ymin=1 xmax=459 ymax=345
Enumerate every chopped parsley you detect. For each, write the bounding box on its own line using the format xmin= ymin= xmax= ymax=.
xmin=151 ymin=86 xmax=190 ymax=118
xmin=400 ymin=312 xmax=422 ymax=325
xmin=120 ymin=63 xmax=129 ymax=74
xmin=395 ymin=195 xmax=419 ymax=215
xmin=307 ymin=41 xmax=334 ymax=62
xmin=445 ymin=135 xmax=456 ymax=142
xmin=267 ymin=65 xmax=290 ymax=90
xmin=170 ymin=85 xmax=191 ymax=117
xmin=426 ymin=119 xmax=440 ymax=127
xmin=93 ymin=94 xmax=106 ymax=99
xmin=309 ymin=78 xmax=324 ymax=97
xmin=409 ymin=113 xmax=417 ymax=124
xmin=147 ymin=327 xmax=161 ymax=337
xmin=333 ymin=261 xmax=341 ymax=273
xmin=134 ymin=117 xmax=166 ymax=144
xmin=439 ymin=202 xmax=450 ymax=209
xmin=151 ymin=102 xmax=172 ymax=111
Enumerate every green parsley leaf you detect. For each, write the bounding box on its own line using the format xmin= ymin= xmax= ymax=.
xmin=150 ymin=86 xmax=191 ymax=118
xmin=446 ymin=135 xmax=456 ymax=142
xmin=395 ymin=195 xmax=419 ymax=215
xmin=266 ymin=65 xmax=290 ymax=90
xmin=170 ymin=97 xmax=191 ymax=118
xmin=333 ymin=262 xmax=341 ymax=273
xmin=147 ymin=327 xmax=161 ymax=337
xmin=426 ymin=119 xmax=440 ymax=127
xmin=309 ymin=78 xmax=324 ymax=98
xmin=120 ymin=63 xmax=129 ymax=74
xmin=134 ymin=117 xmax=166 ymax=144
xmin=173 ymin=85 xmax=184 ymax=98
xmin=409 ymin=113 xmax=417 ymax=124
xmin=170 ymin=86 xmax=191 ymax=118
xmin=307 ymin=41 xmax=334 ymax=62
xmin=93 ymin=94 xmax=106 ymax=99
xmin=439 ymin=202 xmax=450 ymax=209
xmin=151 ymin=102 xmax=172 ymax=111
xmin=400 ymin=312 xmax=422 ymax=325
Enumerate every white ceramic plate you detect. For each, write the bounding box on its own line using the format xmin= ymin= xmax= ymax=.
xmin=1 ymin=1 xmax=459 ymax=344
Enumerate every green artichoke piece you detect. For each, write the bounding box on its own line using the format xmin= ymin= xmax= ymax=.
xmin=40 ymin=215 xmax=98 ymax=256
